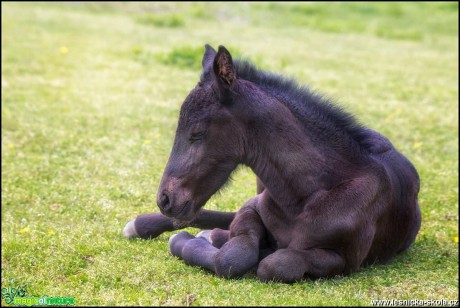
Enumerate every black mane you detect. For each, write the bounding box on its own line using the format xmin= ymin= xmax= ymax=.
xmin=233 ymin=58 xmax=369 ymax=151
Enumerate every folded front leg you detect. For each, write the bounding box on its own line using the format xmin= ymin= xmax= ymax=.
xmin=168 ymin=197 xmax=266 ymax=278
xmin=257 ymin=248 xmax=345 ymax=283
xmin=123 ymin=209 xmax=235 ymax=239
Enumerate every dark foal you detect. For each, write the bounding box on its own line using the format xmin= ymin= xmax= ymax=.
xmin=124 ymin=44 xmax=421 ymax=282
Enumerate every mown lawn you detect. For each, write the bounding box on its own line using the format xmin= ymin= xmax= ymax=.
xmin=1 ymin=2 xmax=458 ymax=306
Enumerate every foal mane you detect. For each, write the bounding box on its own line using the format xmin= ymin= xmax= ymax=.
xmin=233 ymin=58 xmax=370 ymax=154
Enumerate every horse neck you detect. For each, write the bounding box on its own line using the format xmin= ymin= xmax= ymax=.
xmin=241 ymin=99 xmax=359 ymax=207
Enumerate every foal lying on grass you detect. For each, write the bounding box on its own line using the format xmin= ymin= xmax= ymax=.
xmin=124 ymin=44 xmax=421 ymax=283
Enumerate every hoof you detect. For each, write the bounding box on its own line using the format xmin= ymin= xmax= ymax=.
xmin=168 ymin=233 xmax=178 ymax=247
xmin=196 ymin=230 xmax=212 ymax=244
xmin=169 ymin=231 xmax=195 ymax=258
xmin=123 ymin=220 xmax=139 ymax=239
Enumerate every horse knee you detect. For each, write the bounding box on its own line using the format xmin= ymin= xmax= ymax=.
xmin=214 ymin=237 xmax=258 ymax=278
xmin=257 ymin=250 xmax=305 ymax=283
xmin=210 ymin=228 xmax=230 ymax=248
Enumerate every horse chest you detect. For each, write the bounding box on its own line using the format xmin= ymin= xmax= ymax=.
xmin=257 ymin=201 xmax=297 ymax=249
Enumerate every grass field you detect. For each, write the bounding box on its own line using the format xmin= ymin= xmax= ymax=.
xmin=1 ymin=2 xmax=458 ymax=306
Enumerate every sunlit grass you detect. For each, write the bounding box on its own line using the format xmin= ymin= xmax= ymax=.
xmin=2 ymin=2 xmax=458 ymax=306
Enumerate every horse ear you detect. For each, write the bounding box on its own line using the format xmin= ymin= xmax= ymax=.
xmin=213 ymin=45 xmax=236 ymax=88
xmin=202 ymin=44 xmax=216 ymax=71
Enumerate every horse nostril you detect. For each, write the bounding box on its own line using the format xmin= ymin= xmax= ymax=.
xmin=159 ymin=193 xmax=170 ymax=211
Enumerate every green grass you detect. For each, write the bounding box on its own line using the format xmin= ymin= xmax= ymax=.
xmin=2 ymin=2 xmax=458 ymax=306
xmin=136 ymin=13 xmax=185 ymax=28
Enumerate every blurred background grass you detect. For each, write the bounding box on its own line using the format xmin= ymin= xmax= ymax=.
xmin=2 ymin=2 xmax=458 ymax=306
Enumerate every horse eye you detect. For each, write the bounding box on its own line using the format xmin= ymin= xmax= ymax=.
xmin=190 ymin=130 xmax=207 ymax=143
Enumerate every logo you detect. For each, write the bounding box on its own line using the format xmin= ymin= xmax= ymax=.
xmin=1 ymin=285 xmax=75 ymax=306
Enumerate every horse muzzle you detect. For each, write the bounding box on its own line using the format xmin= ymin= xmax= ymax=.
xmin=157 ymin=179 xmax=196 ymax=221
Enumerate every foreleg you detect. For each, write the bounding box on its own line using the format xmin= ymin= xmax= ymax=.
xmin=123 ymin=210 xmax=235 ymax=239
xmin=168 ymin=198 xmax=266 ymax=278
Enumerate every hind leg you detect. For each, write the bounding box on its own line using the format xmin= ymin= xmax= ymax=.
xmin=257 ymin=248 xmax=345 ymax=283
xmin=168 ymin=197 xmax=266 ymax=278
